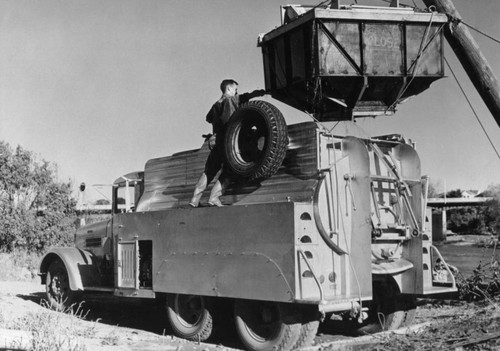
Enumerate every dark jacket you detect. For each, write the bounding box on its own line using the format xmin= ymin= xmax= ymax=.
xmin=205 ymin=90 xmax=264 ymax=135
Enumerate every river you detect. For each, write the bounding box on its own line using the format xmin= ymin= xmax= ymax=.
xmin=437 ymin=240 xmax=500 ymax=277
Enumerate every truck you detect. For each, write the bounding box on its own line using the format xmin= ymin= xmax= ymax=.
xmin=39 ymin=1 xmax=498 ymax=350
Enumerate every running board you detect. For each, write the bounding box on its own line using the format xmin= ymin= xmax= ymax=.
xmin=114 ymin=288 xmax=155 ymax=298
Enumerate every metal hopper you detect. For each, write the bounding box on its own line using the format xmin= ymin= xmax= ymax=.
xmin=259 ymin=3 xmax=448 ymax=121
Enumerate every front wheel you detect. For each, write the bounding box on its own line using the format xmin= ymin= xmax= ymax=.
xmin=234 ymin=300 xmax=301 ymax=351
xmin=166 ymin=294 xmax=213 ymax=341
xmin=45 ymin=260 xmax=79 ymax=310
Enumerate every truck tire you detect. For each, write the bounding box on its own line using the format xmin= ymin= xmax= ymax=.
xmin=292 ymin=320 xmax=319 ymax=350
xmin=357 ymin=280 xmax=415 ymax=334
xmin=166 ymin=294 xmax=213 ymax=342
xmin=401 ymin=297 xmax=417 ymax=327
xmin=45 ymin=260 xmax=80 ymax=310
xmin=234 ymin=300 xmax=301 ymax=351
xmin=223 ymin=100 xmax=288 ymax=182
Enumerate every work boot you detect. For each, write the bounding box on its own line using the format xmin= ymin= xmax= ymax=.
xmin=189 ymin=173 xmax=208 ymax=207
xmin=208 ymin=180 xmax=224 ymax=207
xmin=208 ymin=198 xmax=224 ymax=207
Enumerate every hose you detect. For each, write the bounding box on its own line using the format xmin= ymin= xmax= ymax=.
xmin=313 ymin=176 xmax=347 ymax=255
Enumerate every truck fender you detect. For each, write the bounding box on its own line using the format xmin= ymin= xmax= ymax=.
xmin=39 ymin=248 xmax=97 ymax=291
xmin=372 ymin=258 xmax=414 ymax=294
xmin=372 ymin=258 xmax=414 ymax=276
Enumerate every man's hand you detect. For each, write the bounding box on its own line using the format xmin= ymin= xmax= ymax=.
xmin=208 ymin=134 xmax=217 ymax=149
xmin=255 ymin=89 xmax=266 ymax=97
xmin=248 ymin=89 xmax=267 ymax=99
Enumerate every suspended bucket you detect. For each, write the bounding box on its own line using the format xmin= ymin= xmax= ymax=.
xmin=259 ymin=4 xmax=448 ymax=121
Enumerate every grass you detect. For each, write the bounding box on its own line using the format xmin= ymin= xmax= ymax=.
xmin=2 ymin=299 xmax=102 ymax=351
xmin=0 ymin=248 xmax=121 ymax=350
xmin=0 ymin=283 xmax=104 ymax=351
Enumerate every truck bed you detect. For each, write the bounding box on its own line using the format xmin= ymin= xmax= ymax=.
xmin=136 ymin=122 xmax=321 ymax=211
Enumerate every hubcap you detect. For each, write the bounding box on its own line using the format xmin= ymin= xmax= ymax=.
xmin=235 ymin=118 xmax=268 ymax=164
xmin=49 ymin=270 xmax=68 ymax=300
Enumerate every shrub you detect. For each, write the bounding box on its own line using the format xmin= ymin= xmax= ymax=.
xmin=0 ymin=250 xmax=42 ymax=281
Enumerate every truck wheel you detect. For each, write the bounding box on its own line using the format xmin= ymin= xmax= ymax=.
xmin=292 ymin=320 xmax=319 ymax=350
xmin=166 ymin=294 xmax=213 ymax=341
xmin=234 ymin=300 xmax=301 ymax=351
xmin=401 ymin=297 xmax=417 ymax=327
xmin=223 ymin=100 xmax=288 ymax=182
xmin=46 ymin=260 xmax=79 ymax=310
xmin=357 ymin=280 xmax=415 ymax=334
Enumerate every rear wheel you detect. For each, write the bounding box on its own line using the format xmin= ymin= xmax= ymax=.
xmin=292 ymin=320 xmax=319 ymax=350
xmin=46 ymin=260 xmax=79 ymax=310
xmin=166 ymin=294 xmax=213 ymax=341
xmin=357 ymin=280 xmax=416 ymax=334
xmin=401 ymin=298 xmax=417 ymax=327
xmin=234 ymin=300 xmax=301 ymax=351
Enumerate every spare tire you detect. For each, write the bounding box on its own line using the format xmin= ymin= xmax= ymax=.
xmin=223 ymin=100 xmax=288 ymax=182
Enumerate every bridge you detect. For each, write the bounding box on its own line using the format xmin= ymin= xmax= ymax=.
xmin=426 ymin=197 xmax=493 ymax=241
xmin=427 ymin=197 xmax=492 ymax=208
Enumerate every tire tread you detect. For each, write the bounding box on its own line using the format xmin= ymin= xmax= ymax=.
xmin=224 ymin=100 xmax=288 ymax=182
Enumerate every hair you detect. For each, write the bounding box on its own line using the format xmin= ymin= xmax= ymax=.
xmin=220 ymin=79 xmax=238 ymax=93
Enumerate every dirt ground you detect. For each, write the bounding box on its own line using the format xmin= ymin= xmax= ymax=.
xmin=1 ymin=236 xmax=500 ymax=351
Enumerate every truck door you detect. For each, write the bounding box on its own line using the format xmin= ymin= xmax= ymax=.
xmin=112 ymin=176 xmax=142 ymax=289
xmin=117 ymin=240 xmax=138 ymax=288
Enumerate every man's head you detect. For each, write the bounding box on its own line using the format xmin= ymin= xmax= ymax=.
xmin=220 ymin=79 xmax=239 ymax=96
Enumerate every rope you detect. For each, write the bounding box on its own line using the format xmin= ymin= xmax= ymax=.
xmin=444 ymin=56 xmax=500 ymax=161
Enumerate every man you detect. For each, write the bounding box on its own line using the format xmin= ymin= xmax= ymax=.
xmin=189 ymin=79 xmax=265 ymax=207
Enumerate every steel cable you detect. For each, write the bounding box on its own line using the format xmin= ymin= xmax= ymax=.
xmin=444 ymin=56 xmax=500 ymax=161
xmin=455 ymin=18 xmax=500 ymax=45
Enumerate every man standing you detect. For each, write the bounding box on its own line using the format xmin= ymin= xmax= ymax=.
xmin=189 ymin=79 xmax=265 ymax=207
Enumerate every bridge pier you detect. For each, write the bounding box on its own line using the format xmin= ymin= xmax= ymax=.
xmin=432 ymin=209 xmax=447 ymax=242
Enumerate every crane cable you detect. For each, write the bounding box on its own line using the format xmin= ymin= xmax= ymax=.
xmin=450 ymin=17 xmax=500 ymax=45
xmin=444 ymin=56 xmax=500 ymax=161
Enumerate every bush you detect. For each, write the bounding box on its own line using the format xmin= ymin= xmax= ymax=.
xmin=0 ymin=142 xmax=77 ymax=253
xmin=457 ymin=260 xmax=500 ymax=302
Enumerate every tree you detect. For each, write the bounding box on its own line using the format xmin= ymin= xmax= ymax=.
xmin=427 ymin=181 xmax=439 ymax=198
xmin=445 ymin=185 xmax=500 ymax=235
xmin=0 ymin=142 xmax=77 ymax=253
xmin=447 ymin=206 xmax=484 ymax=235
xmin=94 ymin=199 xmax=110 ymax=205
xmin=481 ymin=184 xmax=500 ymax=235
xmin=446 ymin=189 xmax=463 ymax=198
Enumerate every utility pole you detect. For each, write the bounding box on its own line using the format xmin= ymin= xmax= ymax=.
xmin=422 ymin=0 xmax=500 ymax=127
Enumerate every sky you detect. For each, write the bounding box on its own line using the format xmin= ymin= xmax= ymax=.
xmin=0 ymin=0 xmax=499 ymax=201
